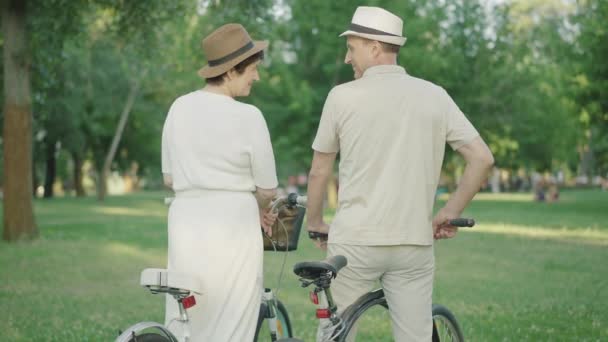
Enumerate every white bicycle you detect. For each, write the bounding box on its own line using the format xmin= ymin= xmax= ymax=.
xmin=115 ymin=194 xmax=306 ymax=342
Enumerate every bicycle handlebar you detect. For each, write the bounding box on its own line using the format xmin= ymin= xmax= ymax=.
xmin=308 ymin=218 xmax=475 ymax=240
xmin=308 ymin=231 xmax=329 ymax=240
xmin=270 ymin=193 xmax=307 ymax=213
xmin=448 ymin=218 xmax=475 ymax=227
xmin=271 ymin=194 xmax=475 ymax=239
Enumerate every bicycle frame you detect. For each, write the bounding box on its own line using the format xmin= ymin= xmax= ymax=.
xmin=259 ymin=288 xmax=286 ymax=341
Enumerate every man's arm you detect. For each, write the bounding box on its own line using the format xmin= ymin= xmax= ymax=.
xmin=306 ymin=151 xmax=337 ymax=233
xmin=433 ymin=136 xmax=494 ymax=239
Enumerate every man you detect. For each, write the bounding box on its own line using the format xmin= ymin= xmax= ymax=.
xmin=306 ymin=6 xmax=494 ymax=341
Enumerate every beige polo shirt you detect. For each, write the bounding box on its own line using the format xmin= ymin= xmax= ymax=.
xmin=312 ymin=65 xmax=479 ymax=246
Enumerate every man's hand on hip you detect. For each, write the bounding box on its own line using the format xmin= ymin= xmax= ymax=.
xmin=432 ymin=208 xmax=460 ymax=240
xmin=307 ymin=222 xmax=330 ymax=250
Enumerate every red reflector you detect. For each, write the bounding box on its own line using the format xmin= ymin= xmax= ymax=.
xmin=182 ymin=295 xmax=196 ymax=309
xmin=309 ymin=291 xmax=319 ymax=305
xmin=316 ymin=309 xmax=331 ymax=319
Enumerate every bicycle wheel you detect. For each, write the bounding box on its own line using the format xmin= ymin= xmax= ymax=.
xmin=254 ymin=300 xmax=293 ymax=341
xmin=126 ymin=333 xmax=171 ymax=342
xmin=116 ymin=322 xmax=177 ymax=342
xmin=432 ymin=304 xmax=464 ymax=342
xmin=338 ymin=289 xmax=391 ymax=342
xmin=339 ymin=291 xmax=465 ymax=342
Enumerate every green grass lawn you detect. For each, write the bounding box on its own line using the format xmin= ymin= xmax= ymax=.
xmin=1 ymin=189 xmax=607 ymax=341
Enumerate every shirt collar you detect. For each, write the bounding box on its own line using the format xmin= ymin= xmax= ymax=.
xmin=362 ymin=64 xmax=406 ymax=78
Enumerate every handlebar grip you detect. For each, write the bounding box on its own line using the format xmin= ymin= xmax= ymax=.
xmin=286 ymin=193 xmax=307 ymax=208
xmin=448 ymin=218 xmax=475 ymax=227
xmin=308 ymin=231 xmax=328 ymax=240
xmin=287 ymin=193 xmax=299 ymax=207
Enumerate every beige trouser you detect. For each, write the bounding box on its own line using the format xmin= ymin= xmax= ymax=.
xmin=317 ymin=243 xmax=434 ymax=342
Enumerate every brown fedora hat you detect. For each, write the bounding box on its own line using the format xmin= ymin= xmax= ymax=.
xmin=198 ymin=24 xmax=268 ymax=78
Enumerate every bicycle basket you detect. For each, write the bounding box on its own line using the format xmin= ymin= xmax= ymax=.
xmin=263 ymin=206 xmax=306 ymax=251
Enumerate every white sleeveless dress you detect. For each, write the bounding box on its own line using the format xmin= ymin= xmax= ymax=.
xmin=161 ymin=90 xmax=278 ymax=341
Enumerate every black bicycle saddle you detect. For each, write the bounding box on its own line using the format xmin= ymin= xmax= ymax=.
xmin=293 ymin=255 xmax=347 ymax=280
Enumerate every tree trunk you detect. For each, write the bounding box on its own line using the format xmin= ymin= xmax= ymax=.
xmin=72 ymin=152 xmax=86 ymax=197
xmin=97 ymin=167 xmax=107 ymax=201
xmin=2 ymin=0 xmax=38 ymax=241
xmin=43 ymin=140 xmax=56 ymax=198
xmin=98 ymin=72 xmax=145 ymax=201
xmin=578 ymin=134 xmax=594 ymax=183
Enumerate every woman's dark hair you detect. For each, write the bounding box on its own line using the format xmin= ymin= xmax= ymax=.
xmin=205 ymin=50 xmax=265 ymax=85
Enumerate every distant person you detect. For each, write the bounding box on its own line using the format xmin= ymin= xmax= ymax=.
xmin=304 ymin=6 xmax=494 ymax=341
xmin=547 ymin=182 xmax=560 ymax=202
xmin=161 ymin=24 xmax=278 ymax=341
xmin=531 ymin=172 xmax=545 ymax=201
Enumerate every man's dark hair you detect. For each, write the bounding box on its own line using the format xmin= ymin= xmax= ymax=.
xmin=205 ymin=51 xmax=265 ymax=85
xmin=380 ymin=42 xmax=400 ymax=54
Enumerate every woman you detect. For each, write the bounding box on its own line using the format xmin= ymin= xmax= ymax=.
xmin=161 ymin=24 xmax=278 ymax=341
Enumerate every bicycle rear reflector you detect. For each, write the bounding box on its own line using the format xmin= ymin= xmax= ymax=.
xmin=182 ymin=295 xmax=196 ymax=309
xmin=310 ymin=291 xmax=319 ymax=304
xmin=316 ymin=309 xmax=331 ymax=319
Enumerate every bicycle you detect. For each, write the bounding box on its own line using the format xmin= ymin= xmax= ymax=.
xmin=116 ymin=194 xmax=307 ymax=342
xmin=287 ymin=192 xmax=473 ymax=342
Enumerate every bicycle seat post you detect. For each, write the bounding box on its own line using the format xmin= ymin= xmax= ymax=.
xmin=294 ymin=255 xmax=348 ymax=328
xmin=314 ymin=274 xmax=340 ymax=325
xmin=175 ymin=295 xmax=191 ymax=342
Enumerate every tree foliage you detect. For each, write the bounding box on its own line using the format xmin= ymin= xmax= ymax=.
xmin=2 ymin=0 xmax=606 ymax=222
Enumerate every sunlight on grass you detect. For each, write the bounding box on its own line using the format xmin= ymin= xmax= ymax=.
xmin=93 ymin=206 xmax=167 ymax=217
xmin=103 ymin=242 xmax=165 ymax=263
xmin=439 ymin=192 xmax=533 ymax=202
xmin=466 ymin=223 xmax=608 ymax=246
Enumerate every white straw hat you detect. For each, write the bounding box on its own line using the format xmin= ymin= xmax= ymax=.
xmin=339 ymin=6 xmax=407 ymax=46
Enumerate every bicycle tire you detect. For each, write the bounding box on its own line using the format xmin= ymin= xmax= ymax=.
xmin=116 ymin=322 xmax=178 ymax=342
xmin=339 ymin=290 xmax=464 ymax=342
xmin=432 ymin=304 xmax=464 ymax=342
xmin=254 ymin=299 xmax=294 ymax=341
xmin=338 ymin=289 xmax=388 ymax=342
xmin=126 ymin=333 xmax=172 ymax=342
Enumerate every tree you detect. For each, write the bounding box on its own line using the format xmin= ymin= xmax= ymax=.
xmin=2 ymin=0 xmax=38 ymax=241
xmin=572 ymin=0 xmax=608 ymax=175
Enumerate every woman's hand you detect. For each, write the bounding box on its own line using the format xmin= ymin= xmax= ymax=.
xmin=260 ymin=208 xmax=278 ymax=237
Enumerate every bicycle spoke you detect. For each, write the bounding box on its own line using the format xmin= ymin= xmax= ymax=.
xmin=433 ymin=316 xmax=459 ymax=342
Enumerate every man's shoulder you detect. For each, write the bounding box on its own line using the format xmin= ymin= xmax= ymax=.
xmin=327 ymin=80 xmax=361 ymax=99
xmin=404 ymin=74 xmax=447 ymax=95
xmin=331 ymin=73 xmax=446 ymax=93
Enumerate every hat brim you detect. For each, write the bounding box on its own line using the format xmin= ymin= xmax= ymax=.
xmin=198 ymin=40 xmax=268 ymax=78
xmin=339 ymin=31 xmax=406 ymax=46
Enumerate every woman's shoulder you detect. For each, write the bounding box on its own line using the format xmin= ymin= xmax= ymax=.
xmin=232 ymin=99 xmax=260 ymax=113
xmin=233 ymin=100 xmax=264 ymax=120
xmin=168 ymin=91 xmax=198 ymax=110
